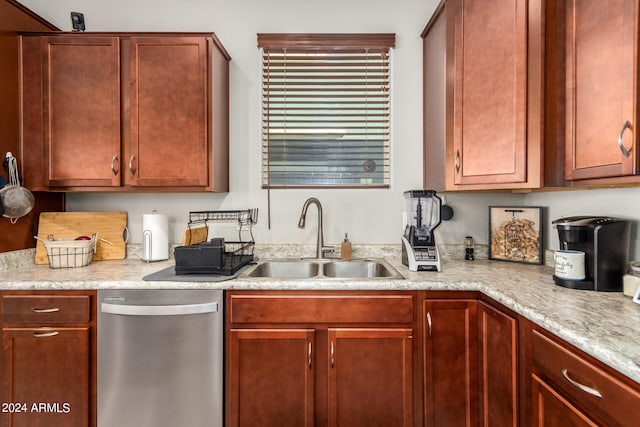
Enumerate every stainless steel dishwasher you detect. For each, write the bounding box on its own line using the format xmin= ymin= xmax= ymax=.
xmin=97 ymin=289 xmax=223 ymax=427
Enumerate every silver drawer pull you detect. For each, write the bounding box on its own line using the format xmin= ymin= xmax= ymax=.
xmin=32 ymin=331 xmax=59 ymax=338
xmin=562 ymin=368 xmax=603 ymax=398
xmin=31 ymin=307 xmax=60 ymax=313
xmin=618 ymin=120 xmax=633 ymax=157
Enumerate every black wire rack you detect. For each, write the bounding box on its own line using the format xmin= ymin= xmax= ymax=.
xmin=175 ymin=209 xmax=258 ymax=275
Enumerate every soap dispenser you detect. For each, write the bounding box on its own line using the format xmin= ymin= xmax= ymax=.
xmin=341 ymin=233 xmax=352 ymax=261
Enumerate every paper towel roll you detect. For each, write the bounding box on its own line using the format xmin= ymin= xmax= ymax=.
xmin=142 ymin=211 xmax=169 ymax=261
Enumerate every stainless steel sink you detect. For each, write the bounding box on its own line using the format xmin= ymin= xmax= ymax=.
xmin=246 ymin=260 xmax=320 ymax=278
xmin=246 ymin=259 xmax=403 ymax=280
xmin=323 ymin=260 xmax=398 ymax=278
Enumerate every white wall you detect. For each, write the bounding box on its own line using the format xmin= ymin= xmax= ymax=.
xmin=17 ymin=0 xmax=640 ymax=261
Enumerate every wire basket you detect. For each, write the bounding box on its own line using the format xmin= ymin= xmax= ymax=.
xmin=41 ymin=235 xmax=97 ymax=268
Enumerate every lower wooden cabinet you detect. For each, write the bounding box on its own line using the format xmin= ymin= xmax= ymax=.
xmin=423 ymin=299 xmax=478 ymax=427
xmin=531 ymin=374 xmax=598 ymax=427
xmin=226 ymin=291 xmax=418 ymax=427
xmin=0 ymin=291 xmax=96 ymax=427
xmin=328 ymin=328 xmax=413 ymax=427
xmin=478 ymin=301 xmax=518 ymax=427
xmin=228 ymin=329 xmax=315 ymax=427
xmin=423 ymin=296 xmax=518 ymax=427
xmin=528 ymin=325 xmax=640 ymax=427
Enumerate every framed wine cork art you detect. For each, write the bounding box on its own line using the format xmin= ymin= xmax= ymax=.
xmin=489 ymin=206 xmax=544 ymax=265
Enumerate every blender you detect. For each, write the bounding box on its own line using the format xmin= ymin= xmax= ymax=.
xmin=401 ymin=190 xmax=442 ymax=272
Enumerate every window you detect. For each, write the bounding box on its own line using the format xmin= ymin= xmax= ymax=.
xmin=259 ymin=33 xmax=395 ymax=188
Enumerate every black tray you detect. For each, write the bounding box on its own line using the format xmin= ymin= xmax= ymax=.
xmin=174 ymin=240 xmax=254 ymax=276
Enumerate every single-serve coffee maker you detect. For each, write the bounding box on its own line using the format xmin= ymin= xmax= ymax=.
xmin=553 ymin=216 xmax=631 ymax=291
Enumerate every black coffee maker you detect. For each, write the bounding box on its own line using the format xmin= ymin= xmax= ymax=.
xmin=553 ymin=216 xmax=631 ymax=291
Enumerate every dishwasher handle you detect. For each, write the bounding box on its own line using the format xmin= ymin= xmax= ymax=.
xmin=101 ymin=301 xmax=218 ymax=316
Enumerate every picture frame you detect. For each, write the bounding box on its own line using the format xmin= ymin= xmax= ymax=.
xmin=489 ymin=206 xmax=543 ymax=265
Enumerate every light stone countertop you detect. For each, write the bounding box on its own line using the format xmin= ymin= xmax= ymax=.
xmin=1 ymin=245 xmax=639 ymax=386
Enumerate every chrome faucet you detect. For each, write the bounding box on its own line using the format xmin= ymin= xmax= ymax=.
xmin=298 ymin=197 xmax=334 ymax=259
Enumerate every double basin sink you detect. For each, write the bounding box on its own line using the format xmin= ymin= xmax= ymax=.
xmin=246 ymin=258 xmax=403 ymax=280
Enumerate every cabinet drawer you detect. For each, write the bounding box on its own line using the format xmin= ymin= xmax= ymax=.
xmin=532 ymin=329 xmax=640 ymax=427
xmin=229 ymin=294 xmax=414 ymax=324
xmin=2 ymin=295 xmax=91 ymax=324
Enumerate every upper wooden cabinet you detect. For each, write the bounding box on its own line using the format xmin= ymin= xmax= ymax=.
xmin=20 ymin=32 xmax=230 ymax=192
xmin=423 ymin=0 xmax=547 ymax=191
xmin=423 ymin=0 xmax=640 ymax=190
xmin=564 ymin=0 xmax=639 ymax=183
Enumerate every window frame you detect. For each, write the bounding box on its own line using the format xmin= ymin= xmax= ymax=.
xmin=258 ymin=33 xmax=395 ymax=189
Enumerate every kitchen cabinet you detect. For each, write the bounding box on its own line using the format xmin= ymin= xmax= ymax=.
xmin=228 ymin=329 xmax=315 ymax=427
xmin=0 ymin=291 xmax=96 ymax=427
xmin=0 ymin=0 xmax=64 ymax=254
xmin=423 ymin=298 xmax=478 ymax=426
xmin=226 ymin=291 xmax=418 ymax=427
xmin=20 ymin=32 xmax=230 ymax=192
xmin=478 ymin=301 xmax=518 ymax=427
xmin=563 ymin=0 xmax=639 ymax=183
xmin=423 ymin=295 xmax=518 ymax=427
xmin=527 ymin=323 xmax=640 ymax=427
xmin=531 ymin=374 xmax=598 ymax=427
xmin=422 ymin=0 xmax=547 ymax=191
xmin=328 ymin=328 xmax=413 ymax=427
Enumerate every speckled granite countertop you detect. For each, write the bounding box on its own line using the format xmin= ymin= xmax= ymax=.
xmin=1 ymin=245 xmax=639 ymax=386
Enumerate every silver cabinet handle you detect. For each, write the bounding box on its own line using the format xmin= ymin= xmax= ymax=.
xmin=129 ymin=155 xmax=136 ymax=176
xmin=101 ymin=302 xmax=218 ymax=316
xmin=618 ymin=120 xmax=633 ymax=157
xmin=330 ymin=341 xmax=335 ymax=368
xmin=32 ymin=331 xmax=59 ymax=338
xmin=111 ymin=155 xmax=119 ymax=176
xmin=308 ymin=342 xmax=312 ymax=369
xmin=561 ymin=368 xmax=603 ymax=398
xmin=31 ymin=307 xmax=60 ymax=313
xmin=455 ymin=150 xmax=461 ymax=173
xmin=427 ymin=312 xmax=432 ymax=339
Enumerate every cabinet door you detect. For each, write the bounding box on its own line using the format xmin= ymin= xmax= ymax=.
xmin=478 ymin=302 xmax=518 ymax=427
xmin=450 ymin=0 xmax=529 ymax=186
xmin=565 ymin=0 xmax=637 ymax=180
xmin=0 ymin=327 xmax=91 ymax=427
xmin=531 ymin=374 xmax=598 ymax=427
xmin=127 ymin=37 xmax=209 ymax=187
xmin=327 ymin=328 xmax=413 ymax=427
xmin=423 ymin=299 xmax=478 ymax=427
xmin=228 ymin=329 xmax=315 ymax=427
xmin=42 ymin=36 xmax=121 ymax=187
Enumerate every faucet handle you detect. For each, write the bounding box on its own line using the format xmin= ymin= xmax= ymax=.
xmin=321 ymin=246 xmax=336 ymax=258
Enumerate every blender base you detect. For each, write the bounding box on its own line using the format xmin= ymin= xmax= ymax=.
xmin=401 ymin=236 xmax=441 ymax=272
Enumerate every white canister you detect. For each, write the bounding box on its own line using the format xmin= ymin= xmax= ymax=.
xmin=142 ymin=211 xmax=169 ymax=261
xmin=554 ymin=250 xmax=586 ymax=281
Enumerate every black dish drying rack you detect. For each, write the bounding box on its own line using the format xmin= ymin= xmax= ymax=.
xmin=174 ymin=209 xmax=258 ymax=275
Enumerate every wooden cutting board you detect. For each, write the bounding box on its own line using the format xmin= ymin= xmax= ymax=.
xmin=35 ymin=212 xmax=127 ymax=264
xmin=181 ymin=225 xmax=209 ymax=246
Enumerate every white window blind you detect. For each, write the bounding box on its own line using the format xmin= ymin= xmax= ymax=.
xmin=259 ymin=33 xmax=395 ymax=188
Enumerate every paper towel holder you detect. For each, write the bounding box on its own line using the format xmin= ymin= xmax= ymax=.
xmin=142 ymin=210 xmax=169 ymax=262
